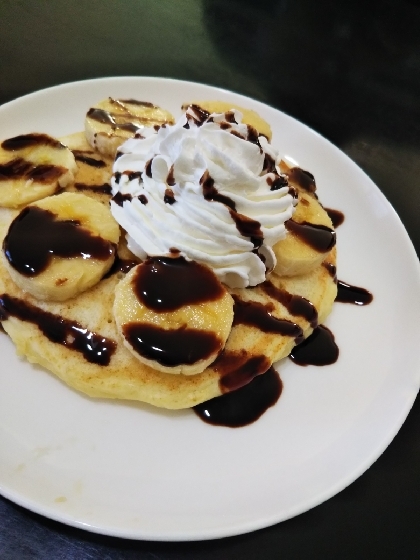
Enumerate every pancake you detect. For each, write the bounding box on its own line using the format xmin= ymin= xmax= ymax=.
xmin=0 ymin=110 xmax=337 ymax=410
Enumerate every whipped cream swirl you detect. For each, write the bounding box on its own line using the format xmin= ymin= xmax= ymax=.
xmin=110 ymin=106 xmax=296 ymax=288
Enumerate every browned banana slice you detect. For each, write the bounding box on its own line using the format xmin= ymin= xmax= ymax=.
xmin=181 ymin=100 xmax=272 ymax=140
xmin=84 ymin=98 xmax=174 ymax=158
xmin=2 ymin=192 xmax=120 ymax=301
xmin=0 ymin=133 xmax=77 ymax=208
xmin=113 ymin=258 xmax=234 ymax=375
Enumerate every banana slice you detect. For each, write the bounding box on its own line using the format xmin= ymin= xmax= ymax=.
xmin=273 ymin=190 xmax=335 ymax=276
xmin=113 ymin=257 xmax=234 ymax=375
xmin=2 ymin=192 xmax=120 ymax=301
xmin=84 ymin=98 xmax=175 ymax=158
xmin=181 ymin=100 xmax=272 ymax=140
xmin=272 ymin=160 xmax=335 ymax=277
xmin=59 ymin=131 xmax=113 ymax=206
xmin=0 ymin=133 xmax=77 ymax=208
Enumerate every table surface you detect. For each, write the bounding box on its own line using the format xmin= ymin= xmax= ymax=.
xmin=1 ymin=1 xmax=419 ymax=558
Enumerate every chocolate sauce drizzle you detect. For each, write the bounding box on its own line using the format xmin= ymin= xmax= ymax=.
xmin=285 ymin=220 xmax=336 ymax=252
xmin=232 ymin=296 xmax=303 ymax=342
xmin=74 ymin=182 xmax=112 ymax=195
xmin=3 ymin=206 xmax=115 ymax=276
xmin=72 ymin=150 xmax=106 ymax=168
xmin=123 ymin=323 xmax=222 ymax=368
xmin=289 ymin=325 xmax=339 ymax=366
xmin=132 ymin=256 xmax=226 ymax=312
xmin=325 ymin=208 xmax=345 ymax=228
xmin=200 ymin=171 xmax=236 ymax=210
xmin=194 ymin=366 xmax=282 ymax=427
xmin=0 ymin=294 xmax=116 ymax=365
xmin=112 ymin=192 xmax=133 ymax=206
xmin=116 ymin=99 xmax=155 ymax=108
xmin=261 ymin=280 xmax=318 ymax=328
xmin=164 ymin=188 xmax=176 ymax=204
xmin=105 ymin=256 xmax=138 ymax=277
xmin=1 ymin=133 xmax=64 ymax=151
xmin=285 ymin=166 xmax=317 ymax=193
xmin=336 ymin=281 xmax=373 ymax=305
xmin=87 ymin=108 xmax=141 ymax=134
xmin=0 ymin=158 xmax=65 ymax=184
xmin=214 ymin=350 xmax=272 ymax=392
xmin=229 ymin=210 xmax=263 ymax=248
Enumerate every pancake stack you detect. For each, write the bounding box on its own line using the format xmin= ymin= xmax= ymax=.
xmin=0 ymin=100 xmax=337 ymax=409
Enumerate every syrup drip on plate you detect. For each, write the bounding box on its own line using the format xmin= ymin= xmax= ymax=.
xmin=289 ymin=325 xmax=339 ymax=366
xmin=194 ymin=366 xmax=282 ymax=427
xmin=336 ymin=281 xmax=373 ymax=305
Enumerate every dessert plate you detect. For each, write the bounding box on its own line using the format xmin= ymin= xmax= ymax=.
xmin=0 ymin=77 xmax=419 ymax=541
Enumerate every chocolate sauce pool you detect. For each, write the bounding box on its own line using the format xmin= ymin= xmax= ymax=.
xmin=194 ymin=366 xmax=282 ymax=427
xmin=289 ymin=325 xmax=339 ymax=366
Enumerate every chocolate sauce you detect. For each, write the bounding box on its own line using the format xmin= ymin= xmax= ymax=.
xmin=194 ymin=366 xmax=282 ymax=427
xmin=3 ymin=206 xmax=114 ymax=276
xmin=164 ymin=188 xmax=176 ymax=204
xmin=133 ymin=257 xmax=226 ymax=312
xmin=72 ymin=151 xmax=106 ymax=168
xmin=289 ymin=325 xmax=338 ymax=366
xmin=87 ymin=108 xmax=116 ymax=126
xmin=0 ymin=158 xmax=65 ymax=184
xmin=214 ymin=350 xmax=272 ymax=392
xmin=323 ymin=261 xmax=337 ymax=280
xmin=232 ymin=296 xmax=303 ymax=342
xmin=285 ymin=220 xmax=336 ymax=252
xmin=267 ymin=174 xmax=289 ymax=191
xmin=112 ymin=192 xmax=132 ymax=206
xmin=0 ymin=294 xmax=116 ymax=365
xmin=286 ymin=167 xmax=316 ymax=193
xmin=336 ymin=280 xmax=373 ymax=305
xmin=246 ymin=124 xmax=261 ymax=147
xmin=74 ymin=182 xmax=112 ymax=195
xmin=186 ymin=104 xmax=210 ymax=126
xmin=263 ymin=153 xmax=276 ymax=174
xmin=224 ymin=111 xmax=237 ymax=124
xmin=325 ymin=208 xmax=345 ymax=228
xmin=1 ymin=133 xmax=63 ymax=151
xmin=144 ymin=159 xmax=153 ymax=178
xmin=123 ymin=323 xmax=222 ymax=367
xmin=86 ymin=108 xmax=140 ymax=133
xmin=261 ymin=280 xmax=318 ymax=328
xmin=117 ymin=122 xmax=141 ymax=134
xmin=116 ymin=99 xmax=155 ymax=108
xmin=167 ymin=165 xmax=175 ymax=186
xmin=127 ymin=171 xmax=142 ymax=181
xmin=200 ymin=171 xmax=236 ymax=210
xmin=105 ymin=256 xmax=138 ymax=277
xmin=138 ymin=194 xmax=148 ymax=205
xmin=229 ymin=210 xmax=263 ymax=247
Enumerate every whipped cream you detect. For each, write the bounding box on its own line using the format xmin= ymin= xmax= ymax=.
xmin=110 ymin=105 xmax=296 ymax=288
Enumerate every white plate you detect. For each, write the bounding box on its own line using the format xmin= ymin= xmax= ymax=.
xmin=0 ymin=77 xmax=419 ymax=541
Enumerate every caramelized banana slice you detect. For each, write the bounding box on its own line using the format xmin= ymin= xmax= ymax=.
xmin=113 ymin=257 xmax=234 ymax=375
xmin=181 ymin=101 xmax=272 ymax=140
xmin=2 ymin=192 xmax=120 ymax=301
xmin=0 ymin=133 xmax=77 ymax=208
xmin=84 ymin=98 xmax=175 ymax=158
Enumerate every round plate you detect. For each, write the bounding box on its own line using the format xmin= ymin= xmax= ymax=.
xmin=0 ymin=77 xmax=419 ymax=541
